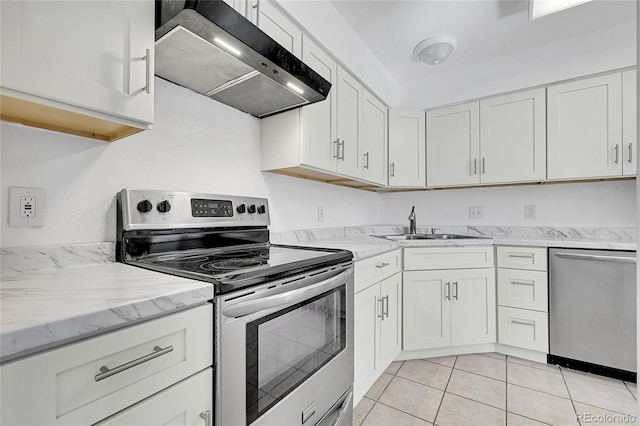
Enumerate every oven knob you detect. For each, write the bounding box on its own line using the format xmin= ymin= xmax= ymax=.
xmin=136 ymin=199 xmax=153 ymax=214
xmin=257 ymin=205 xmax=266 ymax=214
xmin=236 ymin=204 xmax=246 ymax=214
xmin=247 ymin=204 xmax=256 ymax=214
xmin=157 ymin=200 xmax=171 ymax=213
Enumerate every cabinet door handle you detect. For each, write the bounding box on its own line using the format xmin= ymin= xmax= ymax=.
xmin=378 ymin=298 xmax=385 ymax=319
xmin=364 ymin=152 xmax=369 ymax=169
xmin=445 ymin=282 xmax=451 ymax=301
xmin=510 ymin=279 xmax=535 ymax=286
xmin=453 ymin=281 xmax=458 ymax=300
xmin=144 ymin=49 xmax=151 ymax=94
xmin=339 ymin=140 xmax=345 ymax=161
xmin=472 ymin=158 xmax=478 ymax=175
xmin=508 ymin=252 xmax=534 ymax=259
xmin=95 ymin=345 xmax=173 ymax=381
xmin=383 ymin=295 xmax=390 ymax=318
xmin=375 ymin=262 xmax=390 ymax=269
xmin=628 ymin=143 xmax=633 ymax=164
xmin=333 ymin=139 xmax=340 ymax=159
xmin=481 ymin=158 xmax=486 ymax=174
xmin=390 ymin=162 xmax=395 ymax=177
xmin=199 ymin=411 xmax=213 ymax=426
xmin=614 ymin=144 xmax=620 ymax=164
xmin=511 ymin=319 xmax=535 ymax=326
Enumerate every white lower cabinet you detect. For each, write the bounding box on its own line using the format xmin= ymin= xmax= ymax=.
xmin=354 ymin=251 xmax=402 ymax=404
xmin=96 ymin=368 xmax=213 ymax=426
xmin=496 ymin=246 xmax=549 ymax=353
xmin=403 ymin=268 xmax=496 ymax=350
xmin=0 ymin=304 xmax=213 ymax=426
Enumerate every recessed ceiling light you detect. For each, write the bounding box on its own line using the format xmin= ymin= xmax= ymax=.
xmin=213 ymin=37 xmax=242 ymax=56
xmin=413 ymin=35 xmax=458 ymax=66
xmin=529 ymin=0 xmax=593 ymax=19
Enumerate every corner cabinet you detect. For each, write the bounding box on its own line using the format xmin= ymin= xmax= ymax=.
xmin=402 ymin=247 xmax=496 ymax=351
xmin=388 ymin=109 xmax=426 ymax=188
xmin=354 ymin=250 xmax=402 ymax=404
xmin=0 ymin=0 xmax=154 ymax=141
xmin=547 ymin=73 xmax=623 ymax=180
xmin=361 ymin=90 xmax=388 ymax=185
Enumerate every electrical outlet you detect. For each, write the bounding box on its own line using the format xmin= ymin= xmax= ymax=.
xmin=469 ymin=206 xmax=483 ymax=220
xmin=9 ymin=187 xmax=46 ymax=227
xmin=524 ymin=205 xmax=536 ymax=220
xmin=318 ymin=206 xmax=325 ymax=222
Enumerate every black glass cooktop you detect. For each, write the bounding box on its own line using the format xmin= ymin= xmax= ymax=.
xmin=128 ymin=244 xmax=352 ymax=295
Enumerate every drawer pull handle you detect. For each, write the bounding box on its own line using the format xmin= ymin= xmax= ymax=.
xmin=508 ymin=253 xmax=534 ymax=259
xmin=510 ymin=279 xmax=535 ymax=286
xmin=376 ymin=262 xmax=390 ymax=269
xmin=95 ymin=345 xmax=174 ymax=382
xmin=511 ymin=319 xmax=535 ymax=326
xmin=378 ymin=298 xmax=385 ymax=319
xmin=200 ymin=410 xmax=213 ymax=426
xmin=144 ymin=48 xmax=151 ymax=94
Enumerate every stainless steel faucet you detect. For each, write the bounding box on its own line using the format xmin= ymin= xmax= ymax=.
xmin=408 ymin=206 xmax=416 ymax=234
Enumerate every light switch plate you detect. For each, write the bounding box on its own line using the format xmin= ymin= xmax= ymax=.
xmin=9 ymin=187 xmax=46 ymax=227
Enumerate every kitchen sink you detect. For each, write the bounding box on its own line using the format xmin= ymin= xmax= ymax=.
xmin=374 ymin=233 xmax=489 ymax=241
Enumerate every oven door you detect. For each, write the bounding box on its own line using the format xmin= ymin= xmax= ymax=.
xmin=217 ymin=264 xmax=354 ymax=426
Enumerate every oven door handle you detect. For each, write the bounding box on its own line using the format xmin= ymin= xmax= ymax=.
xmin=222 ymin=269 xmax=350 ymax=318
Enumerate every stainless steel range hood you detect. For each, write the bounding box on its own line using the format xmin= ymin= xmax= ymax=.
xmin=155 ymin=0 xmax=331 ymax=118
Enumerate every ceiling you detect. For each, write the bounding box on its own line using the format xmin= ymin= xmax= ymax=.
xmin=330 ymin=0 xmax=636 ymax=84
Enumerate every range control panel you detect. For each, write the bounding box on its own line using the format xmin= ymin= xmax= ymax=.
xmin=120 ymin=189 xmax=270 ymax=230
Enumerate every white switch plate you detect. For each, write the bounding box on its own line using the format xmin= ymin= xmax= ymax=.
xmin=469 ymin=206 xmax=483 ymax=219
xmin=524 ymin=205 xmax=536 ymax=219
xmin=9 ymin=187 xmax=46 ymax=227
xmin=318 ymin=206 xmax=325 ymax=222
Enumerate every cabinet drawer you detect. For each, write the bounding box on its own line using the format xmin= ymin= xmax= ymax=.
xmin=496 ymin=246 xmax=547 ymax=271
xmin=0 ymin=304 xmax=213 ymax=426
xmin=96 ymin=368 xmax=213 ymax=425
xmin=498 ymin=306 xmax=549 ymax=352
xmin=355 ymin=250 xmax=401 ymax=292
xmin=497 ymin=269 xmax=548 ymax=312
xmin=404 ymin=246 xmax=494 ymax=271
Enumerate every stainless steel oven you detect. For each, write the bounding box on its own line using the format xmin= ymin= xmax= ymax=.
xmin=116 ymin=189 xmax=354 ymax=426
xmin=217 ymin=263 xmax=354 ymax=426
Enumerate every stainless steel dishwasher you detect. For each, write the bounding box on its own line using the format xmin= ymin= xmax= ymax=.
xmin=548 ymin=248 xmax=637 ymax=381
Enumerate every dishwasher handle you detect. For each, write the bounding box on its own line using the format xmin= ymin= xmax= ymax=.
xmin=554 ymin=252 xmax=636 ymax=264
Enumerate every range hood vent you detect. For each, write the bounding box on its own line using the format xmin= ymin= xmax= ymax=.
xmin=155 ymin=0 xmax=331 ymax=118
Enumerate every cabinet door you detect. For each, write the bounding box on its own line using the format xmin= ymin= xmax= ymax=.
xmin=95 ymin=368 xmax=213 ymax=426
xmin=361 ymin=89 xmax=388 ymax=185
xmin=427 ymin=102 xmax=480 ymax=187
xmin=480 ymin=88 xmax=546 ymax=184
xmin=335 ymin=66 xmax=362 ymax=178
xmin=300 ymin=36 xmax=338 ymax=172
xmin=222 ymin=0 xmax=247 ymax=16
xmin=622 ymin=69 xmax=637 ymax=176
xmin=450 ymin=269 xmax=496 ymax=346
xmin=253 ymin=0 xmax=302 ymax=58
xmin=388 ymin=109 xmax=426 ymax=187
xmin=354 ymin=283 xmax=380 ymax=398
xmin=0 ymin=0 xmax=154 ymax=125
xmin=403 ymin=271 xmax=450 ymax=350
xmin=379 ymin=273 xmax=402 ymax=368
xmin=547 ymin=73 xmax=623 ymax=180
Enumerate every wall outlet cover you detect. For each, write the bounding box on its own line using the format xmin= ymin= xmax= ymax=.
xmin=9 ymin=186 xmax=46 ymax=227
xmin=469 ymin=206 xmax=483 ymax=219
xmin=524 ymin=205 xmax=536 ymax=219
xmin=318 ymin=206 xmax=325 ymax=222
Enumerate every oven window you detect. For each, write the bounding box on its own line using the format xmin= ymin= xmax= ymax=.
xmin=245 ymin=285 xmax=346 ymax=425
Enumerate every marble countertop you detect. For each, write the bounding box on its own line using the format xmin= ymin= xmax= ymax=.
xmin=0 ymin=262 xmax=213 ymax=363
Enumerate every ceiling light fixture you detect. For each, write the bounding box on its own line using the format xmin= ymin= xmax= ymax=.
xmin=529 ymin=0 xmax=593 ymax=19
xmin=413 ymin=35 xmax=457 ymax=66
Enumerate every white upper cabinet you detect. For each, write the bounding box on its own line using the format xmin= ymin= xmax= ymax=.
xmin=547 ymin=73 xmax=623 ymax=180
xmin=249 ymin=0 xmax=302 ymax=58
xmin=388 ymin=109 xmax=426 ymax=188
xmin=0 ymin=0 xmax=154 ymax=140
xmin=223 ymin=0 xmax=248 ymax=16
xmin=622 ymin=69 xmax=637 ymax=176
xmin=426 ymin=102 xmax=480 ymax=187
xmin=335 ymin=66 xmax=362 ymax=178
xmin=479 ymin=88 xmax=546 ymax=183
xmin=361 ymin=90 xmax=388 ymax=185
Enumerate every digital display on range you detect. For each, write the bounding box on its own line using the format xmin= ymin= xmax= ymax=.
xmin=191 ymin=199 xmax=233 ymax=217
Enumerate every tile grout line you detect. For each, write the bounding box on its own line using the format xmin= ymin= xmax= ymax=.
xmin=505 ymin=411 xmax=555 ymax=426
xmin=559 ymin=368 xmax=582 ymax=426
xmin=623 ymin=381 xmax=638 ymax=401
xmin=561 ymin=368 xmax=639 ymax=416
xmin=432 ymin=355 xmax=457 ymax=425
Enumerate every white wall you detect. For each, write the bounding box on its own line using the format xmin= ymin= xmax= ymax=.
xmin=277 ymin=0 xmax=399 ymax=107
xmin=0 ymin=78 xmax=381 ymax=247
xmin=379 ymin=180 xmax=637 ymax=228
xmin=400 ymin=22 xmax=636 ymax=109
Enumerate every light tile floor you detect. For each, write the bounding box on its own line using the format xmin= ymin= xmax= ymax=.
xmin=354 ymin=353 xmax=638 ymax=426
